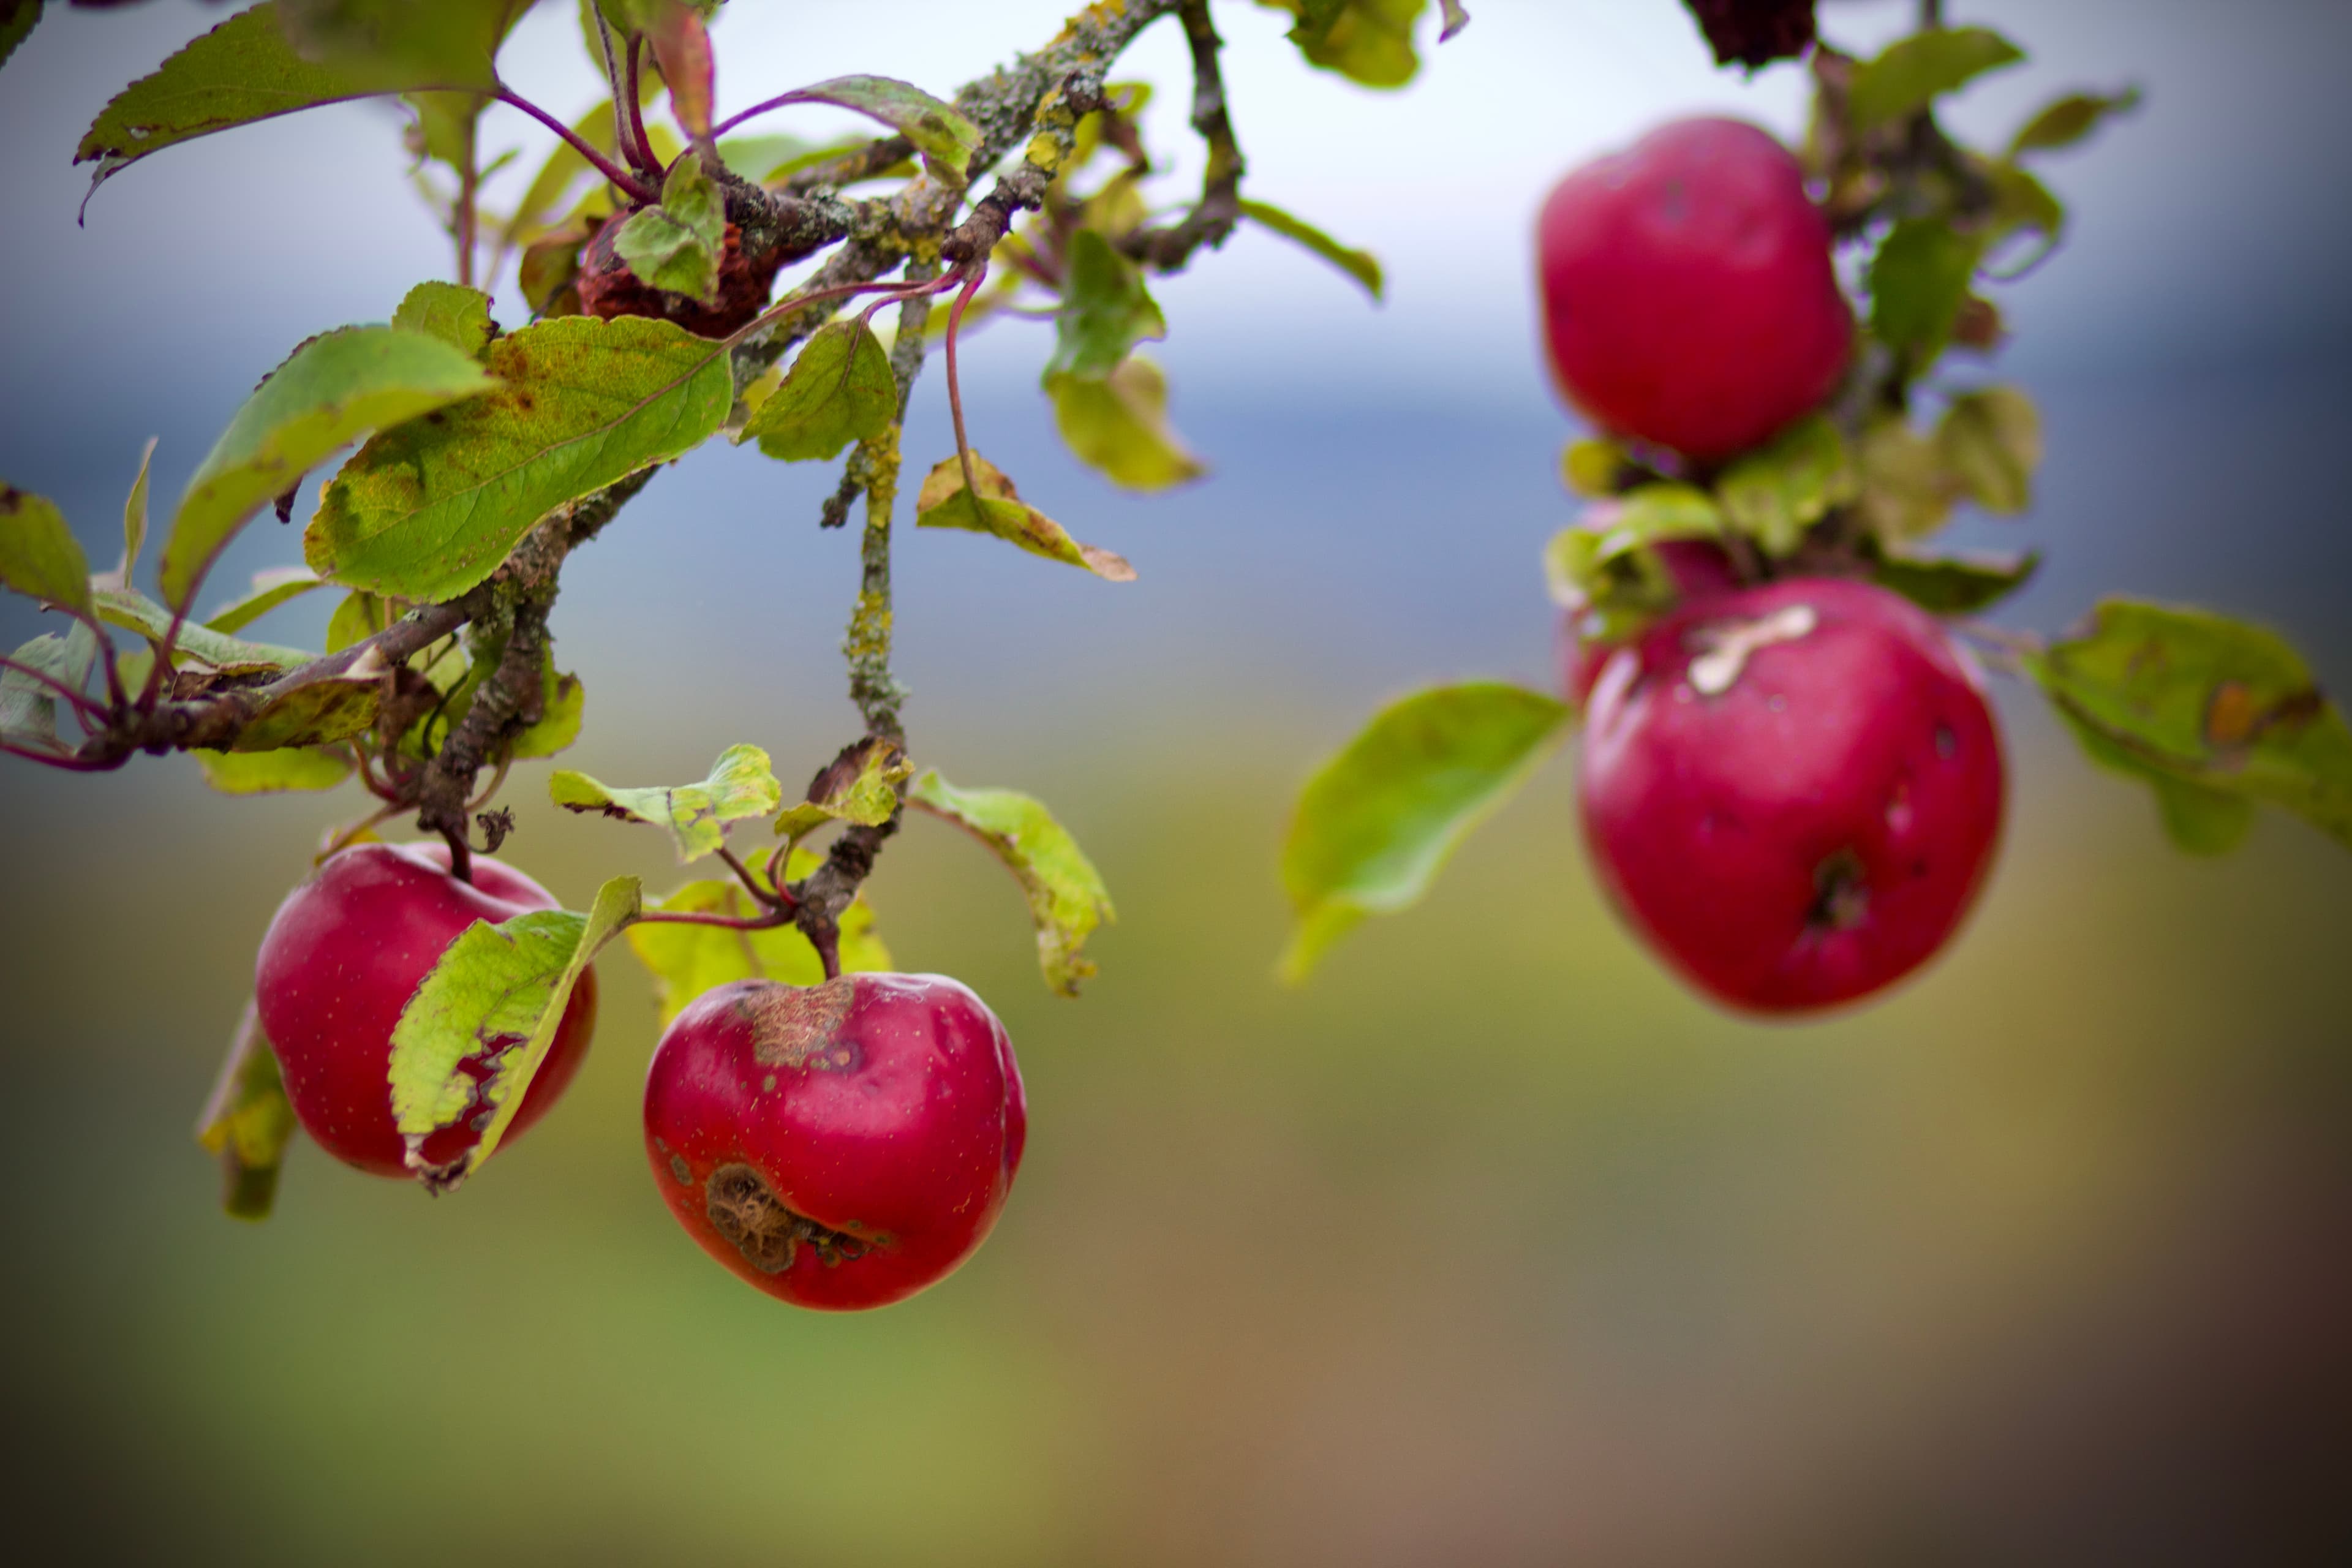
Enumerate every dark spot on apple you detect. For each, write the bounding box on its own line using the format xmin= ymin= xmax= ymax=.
xmin=1807 ymin=848 xmax=1870 ymax=933
xmin=704 ymin=1161 xmax=871 ymax=1275
xmin=669 ymin=1153 xmax=690 ymax=1184
xmin=1934 ymin=724 xmax=1958 ymax=760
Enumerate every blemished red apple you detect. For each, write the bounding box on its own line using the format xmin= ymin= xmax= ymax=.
xmin=643 ymin=972 xmax=1027 ymax=1310
xmin=1577 ymin=576 xmax=2004 ymax=1014
xmin=1537 ymin=116 xmax=1852 ymax=462
xmin=254 ymin=842 xmax=598 ymax=1178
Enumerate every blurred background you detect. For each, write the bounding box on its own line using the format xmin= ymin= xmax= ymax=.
xmin=3 ymin=1 xmax=2349 ymax=1562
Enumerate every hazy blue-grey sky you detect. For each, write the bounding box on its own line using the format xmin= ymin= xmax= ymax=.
xmin=2 ymin=0 xmax=2345 ymax=756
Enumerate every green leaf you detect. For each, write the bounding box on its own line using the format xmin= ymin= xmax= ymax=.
xmin=169 ymin=325 xmax=495 ymax=610
xmin=195 ymin=1002 xmax=298 ymax=1221
xmin=205 ymin=565 xmax=326 ymax=633
xmin=1853 ymin=413 xmax=1955 ymax=543
xmin=614 ymin=154 xmax=726 ymax=303
xmin=0 ymin=2 xmax=39 ymax=78
xmin=760 ymin=75 xmax=982 ymax=186
xmin=2049 ymin=704 xmax=2255 ymax=857
xmin=1847 ymin=25 xmax=2024 ymax=130
xmin=392 ymin=281 xmax=497 ymax=360
xmin=549 ymin=742 xmax=783 ymax=861
xmin=1257 ymin=0 xmax=1427 ymax=90
xmin=116 ymin=435 xmax=156 ymax=584
xmin=1986 ymin=162 xmax=2065 ymax=254
xmin=626 ymin=848 xmax=891 ymax=1029
xmin=1047 ymin=356 xmax=1206 ymax=492
xmin=737 ymin=320 xmax=897 ymax=462
xmin=1869 ymin=546 xmax=2039 ymax=614
xmin=1543 ymin=484 xmax=1721 ymax=608
xmin=72 ymin=2 xmax=500 ymax=205
xmin=194 ymin=745 xmax=355 ymax=794
xmin=1714 ymin=415 xmax=1856 ymax=556
xmin=324 ymin=589 xmax=386 ymax=652
xmin=2008 ymin=86 xmax=2141 ymax=156
xmin=276 ymin=0 xmax=515 ymax=91
xmin=1868 ymin=217 xmax=1984 ymax=368
xmin=511 ymin=660 xmax=585 ymax=760
xmin=1936 ymin=386 xmax=2041 ymax=514
xmin=309 ymin=314 xmax=732 ymax=602
xmin=1236 ymin=199 xmax=1384 ymax=301
xmin=1 ymin=624 xmax=97 ymax=750
xmin=914 ymin=453 xmax=1136 ymax=581
xmin=1281 ymin=682 xmax=1570 ymax=982
xmin=908 ymin=769 xmax=1114 ymax=997
xmin=0 ymin=483 xmax=92 ymax=614
xmin=715 ymin=132 xmax=823 ymax=183
xmin=1046 ymin=230 xmax=1167 ymax=384
xmin=2027 ymin=599 xmax=2352 ymax=852
xmin=92 ymin=582 xmax=311 ymax=673
xmin=773 ymin=736 xmax=911 ymax=841
xmin=388 ymin=874 xmax=641 ymax=1188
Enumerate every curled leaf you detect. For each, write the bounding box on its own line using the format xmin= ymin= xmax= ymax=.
xmin=549 ymin=742 xmax=783 ymax=861
xmin=908 ymin=769 xmax=1114 ymax=997
xmin=915 ymin=453 xmax=1135 ymax=581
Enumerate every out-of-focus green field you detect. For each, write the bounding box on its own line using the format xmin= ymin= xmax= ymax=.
xmin=2 ymin=699 xmax=2346 ymax=1565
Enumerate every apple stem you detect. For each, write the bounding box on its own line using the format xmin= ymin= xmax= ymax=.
xmin=943 ymin=262 xmax=989 ymax=526
xmin=437 ymin=823 xmax=475 ymax=884
xmin=714 ymin=843 xmax=793 ymax=911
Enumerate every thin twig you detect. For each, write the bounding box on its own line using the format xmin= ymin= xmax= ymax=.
xmin=713 ymin=842 xmax=786 ymax=910
xmin=496 ymin=87 xmax=658 ymax=203
xmin=625 ymin=37 xmax=661 ymax=176
xmin=0 ymin=653 xmax=110 ymax=723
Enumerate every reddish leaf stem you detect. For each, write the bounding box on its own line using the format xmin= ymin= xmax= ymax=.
xmin=634 ymin=905 xmax=794 ymax=932
xmin=624 ymin=37 xmax=662 ymax=176
xmin=0 ymin=653 xmax=110 ymax=724
xmin=714 ymin=842 xmax=790 ymax=911
xmin=494 ymin=87 xmax=658 ymax=204
xmin=943 ymin=262 xmax=990 ymax=519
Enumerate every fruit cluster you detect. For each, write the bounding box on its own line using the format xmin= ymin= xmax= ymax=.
xmin=254 ymin=841 xmax=1023 ymax=1311
xmin=1537 ymin=117 xmax=2003 ymax=1014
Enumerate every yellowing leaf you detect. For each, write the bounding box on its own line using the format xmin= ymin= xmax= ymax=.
xmin=774 ymin=736 xmax=911 ymax=840
xmin=1237 ymin=198 xmax=1384 ymax=301
xmin=195 ymin=1001 xmax=298 ymax=1221
xmin=308 ymin=314 xmax=732 ymax=603
xmin=914 ymin=453 xmax=1135 ymax=581
xmin=388 ymin=874 xmax=641 ymax=1189
xmin=0 ymin=482 xmax=92 ymax=615
xmin=1047 ymin=356 xmax=1205 ymax=492
xmin=908 ymin=769 xmax=1114 ymax=997
xmin=549 ymin=742 xmax=783 ymax=861
xmin=625 ymin=849 xmax=891 ymax=1030
xmin=194 ymin=744 xmax=355 ymax=794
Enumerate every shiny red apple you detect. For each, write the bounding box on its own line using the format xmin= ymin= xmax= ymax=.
xmin=1537 ymin=116 xmax=1852 ymax=462
xmin=1577 ymin=576 xmax=2004 ymax=1014
xmin=643 ymin=972 xmax=1027 ymax=1310
xmin=254 ymin=842 xmax=598 ymax=1177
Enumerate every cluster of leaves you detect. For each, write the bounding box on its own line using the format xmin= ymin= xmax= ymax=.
xmin=1277 ymin=17 xmax=2350 ymax=981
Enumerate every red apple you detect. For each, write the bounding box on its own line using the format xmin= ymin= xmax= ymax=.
xmin=1537 ymin=117 xmax=1852 ymax=461
xmin=643 ymin=973 xmax=1026 ymax=1311
xmin=1577 ymin=577 xmax=2004 ymax=1014
xmin=254 ymin=842 xmax=598 ymax=1178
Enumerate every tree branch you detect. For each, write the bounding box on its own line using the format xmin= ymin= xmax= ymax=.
xmin=1119 ymin=0 xmax=1245 ymax=273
